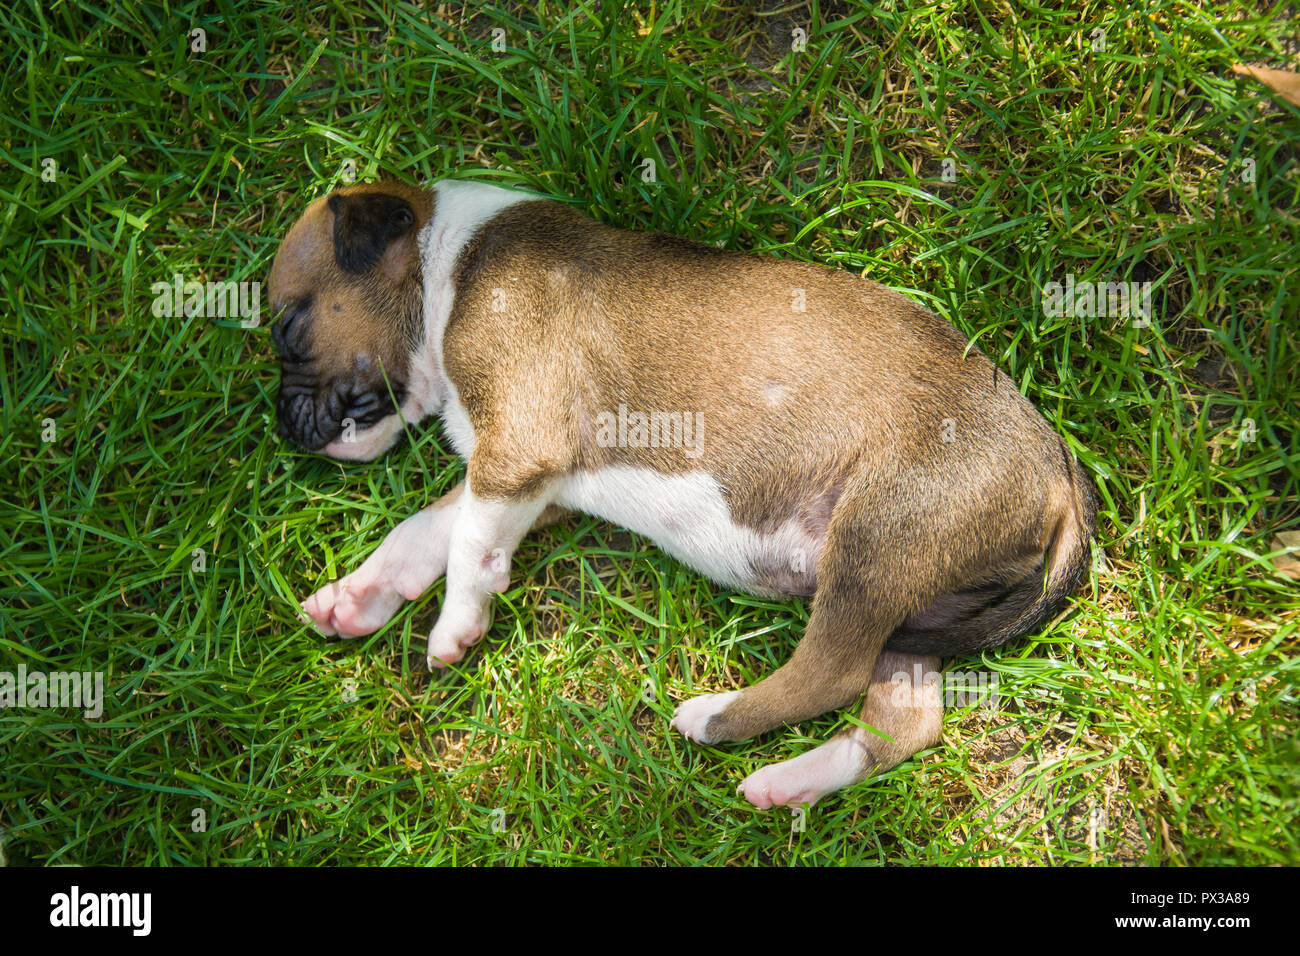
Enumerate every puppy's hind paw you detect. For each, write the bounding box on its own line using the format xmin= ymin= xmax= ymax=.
xmin=670 ymin=690 xmax=740 ymax=745
xmin=737 ymin=736 xmax=872 ymax=810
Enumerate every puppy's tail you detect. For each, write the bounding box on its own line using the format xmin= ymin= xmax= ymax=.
xmin=887 ymin=452 xmax=1098 ymax=655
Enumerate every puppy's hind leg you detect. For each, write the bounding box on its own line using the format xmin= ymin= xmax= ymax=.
xmin=670 ymin=570 xmax=887 ymax=745
xmin=737 ymin=651 xmax=943 ymax=809
xmin=672 ymin=464 xmax=979 ymax=747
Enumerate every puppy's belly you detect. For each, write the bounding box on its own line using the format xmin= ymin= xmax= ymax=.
xmin=556 ymin=466 xmax=823 ymax=597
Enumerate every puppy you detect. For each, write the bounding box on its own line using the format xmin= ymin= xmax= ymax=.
xmin=268 ymin=179 xmax=1097 ymax=808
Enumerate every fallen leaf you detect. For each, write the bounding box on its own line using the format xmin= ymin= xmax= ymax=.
xmin=1271 ymin=530 xmax=1300 ymax=581
xmin=1232 ymin=64 xmax=1300 ymax=107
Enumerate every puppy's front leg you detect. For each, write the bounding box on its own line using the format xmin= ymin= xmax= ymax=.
xmin=426 ymin=481 xmax=554 ymax=669
xmin=303 ymin=482 xmax=466 ymax=637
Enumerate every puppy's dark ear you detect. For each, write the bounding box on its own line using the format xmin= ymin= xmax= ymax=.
xmin=328 ymin=192 xmax=417 ymax=273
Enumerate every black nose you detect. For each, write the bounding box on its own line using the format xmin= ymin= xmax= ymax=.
xmin=276 ymin=370 xmax=344 ymax=451
xmin=274 ymin=378 xmax=405 ymax=452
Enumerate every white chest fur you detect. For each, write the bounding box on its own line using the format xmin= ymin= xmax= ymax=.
xmin=410 ymin=180 xmax=537 ymax=456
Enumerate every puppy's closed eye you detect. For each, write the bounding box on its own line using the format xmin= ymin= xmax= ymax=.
xmin=271 ymin=297 xmax=312 ymax=361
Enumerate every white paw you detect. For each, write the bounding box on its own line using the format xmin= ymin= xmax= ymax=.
xmin=425 ymin=602 xmax=492 ymax=669
xmin=671 ymin=690 xmax=740 ymax=744
xmin=302 ymin=575 xmax=406 ymax=638
xmin=300 ymin=510 xmax=451 ymax=638
xmin=737 ymin=736 xmax=869 ymax=809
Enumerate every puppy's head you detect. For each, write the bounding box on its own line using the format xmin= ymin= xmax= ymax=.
xmin=268 ymin=182 xmax=433 ymax=460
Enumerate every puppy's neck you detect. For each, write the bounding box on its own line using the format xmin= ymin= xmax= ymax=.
xmin=403 ymin=180 xmax=537 ymax=427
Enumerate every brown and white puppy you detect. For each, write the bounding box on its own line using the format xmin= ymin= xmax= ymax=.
xmin=268 ymin=179 xmax=1097 ymax=809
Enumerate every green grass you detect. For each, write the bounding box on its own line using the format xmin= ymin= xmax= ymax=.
xmin=1 ymin=0 xmax=1297 ymax=866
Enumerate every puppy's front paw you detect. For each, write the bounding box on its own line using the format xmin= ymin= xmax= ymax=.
xmin=671 ymin=691 xmax=740 ymax=745
xmin=425 ymin=604 xmax=491 ymax=670
xmin=301 ymin=509 xmax=454 ymax=638
xmin=302 ymin=575 xmax=406 ymax=639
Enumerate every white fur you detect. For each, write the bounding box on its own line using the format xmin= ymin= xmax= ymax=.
xmin=322 ymin=413 xmax=407 ymax=461
xmin=301 ymin=499 xmax=463 ymax=636
xmin=737 ymin=735 xmax=871 ymax=809
xmin=556 ymin=466 xmax=821 ymax=595
xmin=671 ymin=691 xmax=740 ymax=743
xmin=426 ymin=481 xmax=553 ymax=668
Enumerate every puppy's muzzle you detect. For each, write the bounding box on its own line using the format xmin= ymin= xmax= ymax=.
xmin=276 ymin=370 xmax=341 ymax=451
xmin=271 ymin=310 xmax=404 ymax=452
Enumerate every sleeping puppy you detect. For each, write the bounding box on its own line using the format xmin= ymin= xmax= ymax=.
xmin=268 ymin=179 xmax=1097 ymax=809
